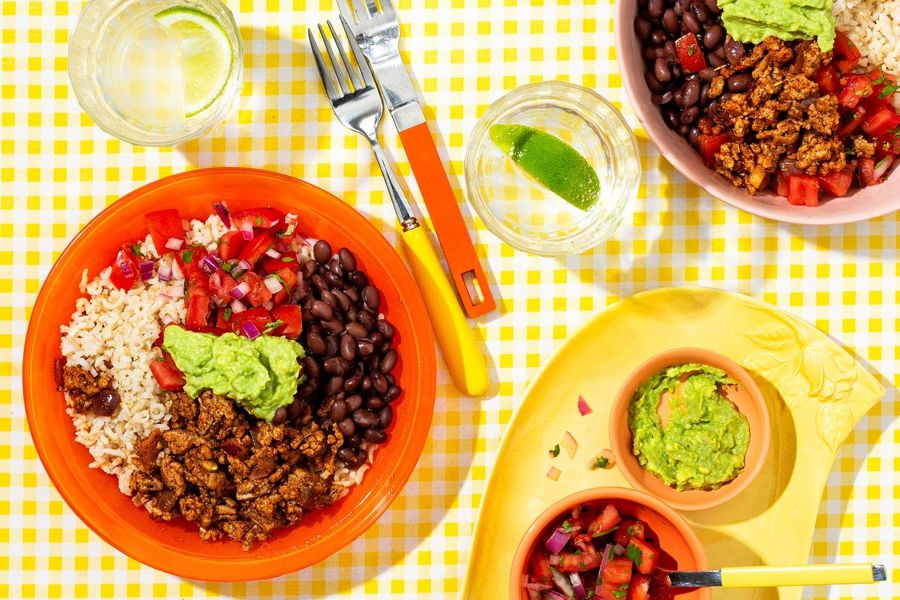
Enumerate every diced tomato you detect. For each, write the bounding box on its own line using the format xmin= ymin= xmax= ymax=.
xmin=109 ymin=244 xmax=139 ymax=290
xmin=818 ymin=168 xmax=854 ymax=197
xmin=598 ymin=580 xmax=626 ymax=600
xmin=184 ymin=283 xmax=211 ymax=331
xmin=176 ymin=246 xmax=209 ymax=285
xmin=588 ymin=504 xmax=622 ymax=537
xmin=238 ymin=271 xmax=272 ymax=307
xmin=697 ymin=133 xmax=730 ymax=166
xmin=867 ymin=68 xmax=898 ymax=98
xmin=555 ymin=536 xmax=603 ymax=573
xmin=627 ymin=574 xmax=651 ymax=600
xmin=602 ymin=557 xmax=633 ymax=585
xmin=861 ymin=107 xmax=900 ymax=138
xmin=231 ymin=207 xmax=283 ymax=231
xmin=787 ymin=174 xmax=820 ymax=207
xmin=838 ymin=74 xmax=874 ymax=109
xmin=214 ymin=307 xmax=233 ymax=330
xmin=833 ymin=31 xmax=861 ymax=73
xmin=145 ymin=209 xmax=184 ymax=255
xmin=261 ymin=255 xmax=300 ymax=274
xmin=858 ymin=157 xmax=878 ymax=186
xmin=837 ymin=107 xmax=867 ymax=138
xmin=775 ymin=171 xmax=790 ymax=197
xmin=614 ymin=520 xmax=646 ymax=547
xmin=208 ymin=271 xmax=239 ymax=306
xmin=529 ymin=550 xmax=553 ymax=587
xmin=271 ymin=267 xmax=299 ymax=305
xmin=813 ymin=65 xmax=841 ymax=95
xmin=231 ymin=307 xmax=272 ymax=337
xmin=674 ymin=32 xmax=706 ymax=73
xmin=149 ymin=359 xmax=186 ymax=391
xmin=217 ymin=230 xmax=247 ymax=261
xmin=627 ymin=538 xmax=659 ymax=576
xmin=270 ymin=305 xmax=303 ymax=338
xmin=238 ymin=230 xmax=275 ymax=268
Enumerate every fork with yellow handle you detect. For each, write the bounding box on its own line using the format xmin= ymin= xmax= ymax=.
xmin=665 ymin=563 xmax=886 ymax=588
xmin=308 ymin=20 xmax=489 ymax=396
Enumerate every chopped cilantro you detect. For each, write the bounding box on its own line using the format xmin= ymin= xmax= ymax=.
xmin=688 ymin=45 xmax=695 ymax=57
xmin=607 ymin=545 xmax=615 ymax=560
xmin=255 ymin=216 xmax=262 ymax=226
xmin=577 ymin=561 xmax=585 ymax=570
xmin=561 ymin=520 xmax=573 ymax=533
xmin=129 ymin=243 xmax=144 ymax=257
xmin=281 ymin=256 xmax=295 ymax=262
xmin=181 ymin=250 xmax=194 ymax=264
xmin=549 ymin=444 xmax=560 ymax=458
xmin=627 ymin=525 xmax=635 ymax=536
xmin=613 ymin=589 xmax=626 ymax=599
xmin=223 ymin=307 xmax=233 ymax=322
xmin=880 ymin=83 xmax=900 ymax=98
xmin=221 ymin=262 xmax=233 ymax=273
xmin=271 ymin=273 xmax=286 ymax=285
xmin=262 ymin=319 xmax=284 ymax=334
xmin=592 ymin=456 xmax=609 ymax=470
xmin=627 ymin=543 xmax=642 ymax=566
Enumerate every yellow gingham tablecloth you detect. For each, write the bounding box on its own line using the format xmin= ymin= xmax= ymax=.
xmin=1 ymin=1 xmax=897 ymax=598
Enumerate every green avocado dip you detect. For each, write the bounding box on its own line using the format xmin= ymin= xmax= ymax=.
xmin=627 ymin=363 xmax=750 ymax=491
xmin=163 ymin=326 xmax=305 ymax=422
xmin=718 ymin=0 xmax=835 ymax=52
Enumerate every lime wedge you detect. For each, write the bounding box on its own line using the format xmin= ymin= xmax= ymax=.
xmin=490 ymin=124 xmax=600 ymax=211
xmin=154 ymin=7 xmax=233 ymax=117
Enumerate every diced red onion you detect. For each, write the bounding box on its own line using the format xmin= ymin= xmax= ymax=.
xmin=545 ymin=527 xmax=571 ymax=554
xmin=118 ymin=259 xmax=134 ymax=277
xmin=139 ymin=261 xmax=155 ymax=281
xmin=200 ymin=254 xmax=220 ymax=274
xmin=613 ymin=543 xmax=625 ymax=556
xmin=873 ymin=156 xmax=893 ymax=181
xmin=264 ymin=276 xmax=283 ymax=294
xmin=157 ymin=260 xmax=172 ymax=282
xmin=230 ymin=299 xmax=247 ymax=314
xmin=213 ymin=201 xmax=231 ymax=228
xmin=544 ymin=592 xmax=568 ymax=600
xmin=546 ymin=466 xmax=561 ymax=481
xmin=597 ymin=543 xmax=612 ymax=587
xmin=241 ymin=320 xmax=261 ymax=340
xmin=550 ymin=567 xmax=574 ymax=597
xmin=161 ymin=314 xmax=174 ymax=325
xmin=561 ymin=431 xmax=578 ymax=459
xmin=525 ymin=588 xmax=541 ymax=600
xmin=262 ymin=300 xmax=274 ymax=312
xmin=241 ymin=222 xmax=254 ymax=241
xmin=264 ymin=248 xmax=281 ymax=259
xmin=230 ymin=281 xmax=250 ymax=300
xmin=171 ymin=259 xmax=184 ymax=280
xmin=569 ymin=572 xmax=586 ymax=600
xmin=524 ymin=583 xmax=551 ymax=592
xmin=238 ymin=259 xmax=251 ymax=272
xmin=165 ymin=237 xmax=184 ymax=251
xmin=577 ymin=395 xmax=592 ymax=416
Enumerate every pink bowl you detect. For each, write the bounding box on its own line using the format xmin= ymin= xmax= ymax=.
xmin=615 ymin=2 xmax=900 ymax=225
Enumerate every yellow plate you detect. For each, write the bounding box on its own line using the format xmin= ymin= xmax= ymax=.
xmin=463 ymin=287 xmax=884 ymax=600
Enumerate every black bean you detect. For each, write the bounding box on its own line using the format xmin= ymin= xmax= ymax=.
xmin=325 ymin=271 xmax=343 ymax=287
xmin=325 ymin=376 xmax=344 ymax=396
xmin=705 ymin=0 xmax=720 ymax=14
xmin=346 ymin=394 xmax=363 ymax=412
xmin=325 ymin=335 xmax=340 ymax=357
xmin=346 ymin=321 xmax=368 ymax=339
xmin=344 ymin=370 xmax=363 ymax=392
xmin=725 ymin=40 xmax=745 ymax=64
xmin=664 ymin=40 xmax=677 ymax=62
xmin=272 ymin=407 xmax=287 ymax=425
xmin=380 ymin=349 xmax=398 ymax=373
xmin=332 ymin=289 xmax=351 ymax=312
xmin=671 ymin=64 xmax=682 ymax=79
xmin=371 ymin=371 xmax=389 ymax=394
xmin=703 ymin=24 xmax=723 ymax=48
xmin=378 ymin=405 xmax=394 ymax=429
xmin=310 ymin=300 xmax=333 ymax=321
xmin=298 ymin=382 xmax=316 ymax=398
xmin=350 ymin=447 xmax=367 ymax=468
xmin=364 ymin=429 xmax=387 ymax=444
xmin=320 ymin=289 xmax=337 ymax=308
xmin=338 ymin=248 xmax=357 ymax=272
xmin=689 ymin=126 xmax=702 ymax=144
xmin=330 ymin=399 xmax=348 ymax=421
xmin=653 ymin=57 xmax=672 ymax=82
xmin=698 ymin=67 xmax=716 ymax=81
xmin=361 ymin=286 xmax=380 ymax=311
xmin=338 ymin=447 xmax=357 ymax=464
xmin=681 ymin=106 xmax=700 ymax=124
xmin=91 ymin=389 xmax=120 ymax=416
xmin=648 ymin=0 xmax=664 ymax=18
xmin=313 ymin=240 xmax=332 ymax=264
xmin=352 ymin=409 xmax=377 ymax=428
xmin=311 ymin=273 xmax=329 ymax=291
xmin=682 ymin=11 xmax=701 ymax=34
xmin=369 ymin=332 xmax=386 ymax=349
xmin=673 ymin=88 xmax=686 ymax=108
xmin=700 ymin=83 xmax=710 ymax=106
xmin=650 ymin=29 xmax=668 ymax=45
xmin=384 ymin=373 xmax=396 ymax=386
xmin=338 ymin=418 xmax=356 ymax=436
xmin=727 ymin=73 xmax=752 ymax=92
xmin=690 ymin=0 xmax=709 ymax=23
xmin=346 ymin=307 xmax=358 ymax=322
xmin=643 ymin=46 xmax=660 ymax=62
xmin=361 ymin=376 xmax=372 ymax=391
xmin=645 ymin=71 xmax=664 ymax=95
xmin=322 ymin=319 xmax=344 ymax=334
xmin=301 ymin=259 xmax=317 ymax=279
xmin=367 ymin=396 xmax=384 ymax=410
xmin=303 ymin=356 xmax=320 ymax=379
xmin=376 ymin=320 xmax=395 ymax=339
xmin=324 ymin=357 xmax=349 ymax=376
xmin=683 ymin=79 xmax=701 ymax=106
xmin=664 ymin=107 xmax=680 ymax=129
xmin=357 ymin=340 xmax=375 ymax=356
xmin=634 ymin=16 xmax=653 ymax=40
xmin=678 ymin=123 xmax=690 ymax=135
xmin=675 ymin=0 xmax=690 ymax=15
xmin=328 ymin=259 xmax=344 ymax=278
xmin=340 ymin=334 xmax=356 ymax=361
xmin=307 ymin=331 xmax=326 ymax=354
xmin=708 ymin=53 xmax=726 ymax=68
xmin=385 ymin=385 xmax=402 ymax=403
xmin=289 ymin=397 xmax=306 ymax=420
xmin=349 ymin=270 xmax=368 ymax=289
xmin=660 ymin=9 xmax=677 ymax=33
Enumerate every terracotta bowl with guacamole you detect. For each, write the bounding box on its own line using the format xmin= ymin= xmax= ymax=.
xmin=609 ymin=348 xmax=770 ymax=511
xmin=615 ymin=0 xmax=900 ymax=225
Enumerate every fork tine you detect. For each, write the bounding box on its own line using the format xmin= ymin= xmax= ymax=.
xmin=335 ymin=0 xmax=355 ymax=25
xmin=317 ymin=23 xmax=351 ymax=96
xmin=341 ymin=16 xmax=376 ymax=88
xmin=365 ymin=0 xmax=379 ymax=15
xmin=350 ymin=0 xmax=370 ymax=22
xmin=378 ymin=0 xmax=396 ymax=19
xmin=327 ymin=20 xmax=362 ymax=91
xmin=307 ymin=28 xmax=340 ymax=101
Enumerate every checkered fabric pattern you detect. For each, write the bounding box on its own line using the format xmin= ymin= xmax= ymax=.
xmin=1 ymin=0 xmax=897 ymax=598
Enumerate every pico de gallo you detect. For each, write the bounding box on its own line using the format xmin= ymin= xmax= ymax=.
xmin=106 ymin=203 xmax=309 ymax=390
xmin=524 ymin=503 xmax=674 ymax=600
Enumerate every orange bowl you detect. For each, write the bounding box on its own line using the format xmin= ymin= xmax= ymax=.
xmin=22 ymin=168 xmax=437 ymax=581
xmin=509 ymin=487 xmax=710 ymax=600
xmin=609 ymin=348 xmax=770 ymax=511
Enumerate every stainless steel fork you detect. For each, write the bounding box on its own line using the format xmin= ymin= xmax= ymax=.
xmin=307 ymin=21 xmax=490 ymax=396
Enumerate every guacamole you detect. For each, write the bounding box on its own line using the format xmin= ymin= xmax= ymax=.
xmin=718 ymin=0 xmax=835 ymax=51
xmin=163 ymin=326 xmax=305 ymax=422
xmin=628 ymin=363 xmax=750 ymax=491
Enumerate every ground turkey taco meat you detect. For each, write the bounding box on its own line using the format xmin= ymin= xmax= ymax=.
xmin=628 ymin=363 xmax=750 ymax=491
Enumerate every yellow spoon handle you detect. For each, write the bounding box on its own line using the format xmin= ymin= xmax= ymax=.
xmin=401 ymin=225 xmax=490 ymax=396
xmin=721 ymin=564 xmax=880 ymax=587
